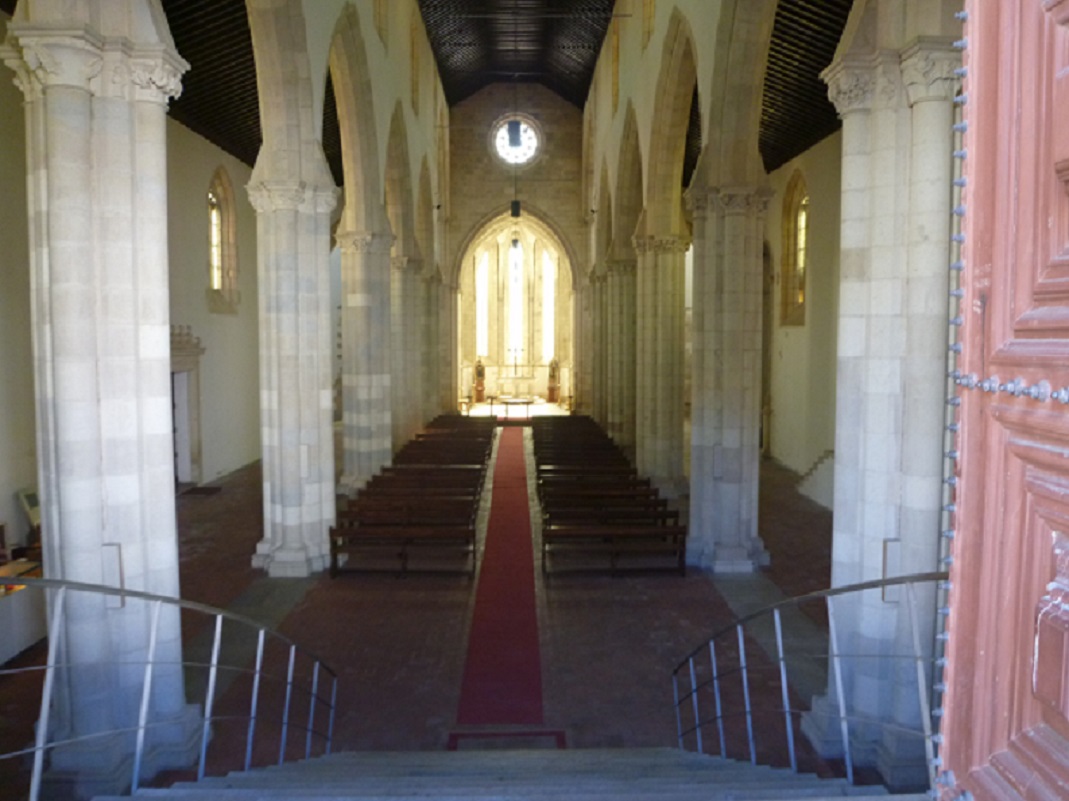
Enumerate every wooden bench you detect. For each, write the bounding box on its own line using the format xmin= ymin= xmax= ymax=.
xmin=330 ymin=522 xmax=477 ymax=577
xmin=542 ymin=505 xmax=678 ymax=525
xmin=540 ymin=524 xmax=687 ymax=576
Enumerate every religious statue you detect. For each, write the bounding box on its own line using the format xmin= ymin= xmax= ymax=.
xmin=474 ymin=358 xmax=486 ymax=402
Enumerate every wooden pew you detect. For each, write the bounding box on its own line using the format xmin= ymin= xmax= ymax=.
xmin=540 ymin=524 xmax=687 ymax=576
xmin=531 ymin=415 xmax=687 ymax=576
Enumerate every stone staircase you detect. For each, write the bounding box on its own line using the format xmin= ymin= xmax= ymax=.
xmin=94 ymin=748 xmax=929 ymax=800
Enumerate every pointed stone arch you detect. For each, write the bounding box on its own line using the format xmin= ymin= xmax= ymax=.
xmin=614 ymin=104 xmax=645 ymax=252
xmin=416 ymin=157 xmax=435 ymax=269
xmin=700 ymin=0 xmax=775 ymax=186
xmin=632 ymin=8 xmax=698 ymax=491
xmin=329 ymin=4 xmax=393 ymax=492
xmin=329 ymin=3 xmax=385 ymax=233
xmin=450 ymin=202 xmax=580 ymax=290
xmin=455 ymin=206 xmax=576 ymax=405
xmin=608 ymin=105 xmax=643 ymax=453
xmin=416 ymin=156 xmax=445 ymax=422
xmin=384 ymin=101 xmax=419 ymax=260
xmin=595 ymin=161 xmax=614 ymax=264
xmin=384 ymin=102 xmax=422 ymax=444
xmin=646 ymin=8 xmax=699 ymax=235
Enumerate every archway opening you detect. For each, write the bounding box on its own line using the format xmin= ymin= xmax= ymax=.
xmin=457 ymin=213 xmax=574 ymax=407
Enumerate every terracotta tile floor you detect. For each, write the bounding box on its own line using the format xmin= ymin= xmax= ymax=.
xmin=0 ymin=449 xmax=835 ymax=796
xmin=170 ymin=451 xmax=832 ymax=755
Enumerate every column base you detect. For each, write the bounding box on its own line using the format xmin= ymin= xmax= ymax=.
xmin=43 ymin=703 xmax=201 ymax=800
xmin=876 ymin=726 xmax=931 ymax=791
xmin=337 ymin=472 xmax=367 ymax=495
xmin=687 ymin=540 xmax=770 ymax=573
xmin=251 ymin=542 xmax=328 ymax=577
xmin=801 ymin=693 xmax=849 ymax=759
xmin=801 ymin=692 xmax=882 ymax=770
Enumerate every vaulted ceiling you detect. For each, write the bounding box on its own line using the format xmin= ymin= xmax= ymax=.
xmin=0 ymin=0 xmax=853 ymax=182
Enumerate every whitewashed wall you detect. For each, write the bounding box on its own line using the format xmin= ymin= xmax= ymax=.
xmin=166 ymin=121 xmax=261 ymax=481
xmin=766 ymin=131 xmax=842 ymax=507
xmin=0 ymin=37 xmax=35 ymax=547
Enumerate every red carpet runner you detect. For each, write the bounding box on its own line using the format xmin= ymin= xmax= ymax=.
xmin=456 ymin=426 xmax=543 ymax=725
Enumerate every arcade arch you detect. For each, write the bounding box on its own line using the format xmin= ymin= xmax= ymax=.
xmin=456 ymin=212 xmax=574 ymax=406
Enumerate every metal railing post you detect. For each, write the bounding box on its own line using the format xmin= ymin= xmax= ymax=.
xmin=132 ymin=599 xmax=163 ymax=790
xmin=30 ymin=585 xmax=67 ymax=801
xmin=773 ymin=607 xmax=797 ymax=772
xmin=306 ymin=661 xmax=321 ymax=758
xmin=279 ymin=644 xmax=297 ymax=765
xmin=906 ymin=581 xmax=938 ymax=791
xmin=199 ymin=614 xmax=224 ymax=780
xmin=826 ymin=595 xmax=854 ymax=784
xmin=245 ymin=628 xmax=266 ymax=771
xmin=688 ymin=656 xmax=703 ymax=753
xmin=672 ymin=672 xmax=683 ymax=749
xmin=326 ymin=677 xmax=338 ymax=755
xmin=737 ymin=624 xmax=756 ymax=764
xmin=709 ymin=640 xmax=726 ymax=757
xmin=2 ymin=577 xmax=341 ymax=787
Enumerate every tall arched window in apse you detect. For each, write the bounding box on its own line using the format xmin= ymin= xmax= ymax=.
xmin=781 ymin=170 xmax=808 ymax=325
xmin=206 ymin=166 xmax=239 ymax=314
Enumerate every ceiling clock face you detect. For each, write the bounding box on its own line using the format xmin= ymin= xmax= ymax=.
xmin=494 ymin=118 xmax=539 ymax=165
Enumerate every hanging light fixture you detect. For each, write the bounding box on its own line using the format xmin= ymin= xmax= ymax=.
xmin=511 ymin=12 xmax=521 ymax=218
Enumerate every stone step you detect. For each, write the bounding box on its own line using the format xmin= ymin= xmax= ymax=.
xmin=88 ymin=748 xmax=925 ymax=801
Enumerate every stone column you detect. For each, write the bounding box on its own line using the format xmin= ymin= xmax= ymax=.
xmin=440 ymin=278 xmax=458 ymax=411
xmin=634 ymin=233 xmax=688 ymax=495
xmin=574 ymin=274 xmax=594 ymax=414
xmin=2 ymin=14 xmax=200 ymax=794
xmin=878 ymin=39 xmax=958 ymax=784
xmin=590 ymin=269 xmax=608 ymax=428
xmin=615 ymin=259 xmax=638 ymax=454
xmin=422 ymin=270 xmax=442 ymax=423
xmin=802 ymin=46 xmax=958 ymax=786
xmin=337 ymin=228 xmax=394 ymax=492
xmin=248 ymin=177 xmax=338 ymax=578
xmin=688 ymin=185 xmax=772 ymax=571
xmin=390 ymin=255 xmax=423 ymax=443
xmin=605 ymin=261 xmax=622 ymax=441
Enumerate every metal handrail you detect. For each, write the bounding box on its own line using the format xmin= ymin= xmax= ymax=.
xmin=671 ymin=571 xmax=948 ymax=792
xmin=0 ymin=576 xmax=339 ymax=800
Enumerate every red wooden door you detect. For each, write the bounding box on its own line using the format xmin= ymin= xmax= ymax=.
xmin=943 ymin=2 xmax=1069 ymax=797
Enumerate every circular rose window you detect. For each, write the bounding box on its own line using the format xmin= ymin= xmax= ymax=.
xmin=493 ymin=117 xmax=540 ymax=165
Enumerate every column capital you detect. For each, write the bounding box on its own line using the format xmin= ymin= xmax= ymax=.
xmin=391 ymin=255 xmax=423 ymax=273
xmin=1044 ymin=0 xmax=1069 ymax=28
xmin=632 ymin=234 xmax=690 ymax=255
xmin=713 ymin=185 xmax=774 ymax=216
xmin=606 ymin=258 xmax=637 ymax=275
xmin=1 ymin=30 xmax=103 ymax=95
xmin=104 ymin=45 xmax=188 ymax=104
xmin=335 ymin=229 xmax=394 ymax=255
xmin=822 ymin=57 xmax=876 ymax=116
xmin=823 ymin=51 xmax=903 ymax=115
xmin=2 ymin=27 xmax=188 ymax=104
xmin=248 ymin=181 xmax=338 ymax=214
xmin=900 ymin=39 xmax=960 ymax=106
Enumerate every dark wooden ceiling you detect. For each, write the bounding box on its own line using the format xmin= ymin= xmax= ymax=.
xmin=761 ymin=0 xmax=854 ymax=172
xmin=0 ymin=0 xmax=853 ymax=182
xmin=417 ymin=0 xmax=616 ymax=108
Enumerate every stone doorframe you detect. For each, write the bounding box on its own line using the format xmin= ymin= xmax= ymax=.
xmin=170 ymin=325 xmax=205 ymax=485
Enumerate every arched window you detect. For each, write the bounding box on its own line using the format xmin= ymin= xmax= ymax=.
xmin=206 ymin=167 xmax=239 ymax=314
xmin=781 ymin=171 xmax=808 ymax=325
